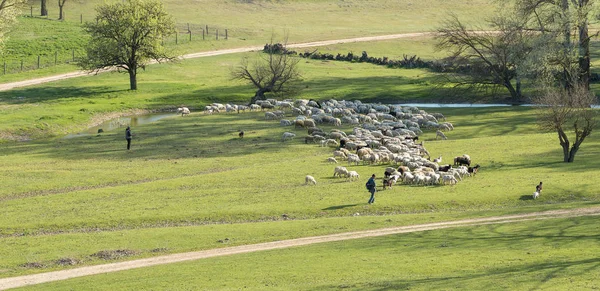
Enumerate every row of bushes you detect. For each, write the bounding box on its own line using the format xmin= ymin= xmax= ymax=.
xmin=263 ymin=43 xmax=433 ymax=70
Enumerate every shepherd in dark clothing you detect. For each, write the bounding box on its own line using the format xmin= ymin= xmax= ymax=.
xmin=536 ymin=182 xmax=543 ymax=194
xmin=366 ymin=174 xmax=376 ymax=204
xmin=125 ymin=126 xmax=132 ymax=150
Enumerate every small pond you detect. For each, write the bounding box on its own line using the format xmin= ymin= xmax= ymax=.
xmin=64 ymin=112 xmax=175 ymax=139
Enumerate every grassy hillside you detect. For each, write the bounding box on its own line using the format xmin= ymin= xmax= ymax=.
xmin=0 ymin=0 xmax=496 ymax=81
xmin=1 ymin=105 xmax=599 ymax=278
xmin=0 ymin=51 xmax=481 ymax=141
xmin=15 ymin=216 xmax=600 ymax=290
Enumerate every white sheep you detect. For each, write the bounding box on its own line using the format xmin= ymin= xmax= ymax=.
xmin=282 ymin=132 xmax=296 ymax=141
xmin=333 ymin=166 xmax=349 ymax=178
xmin=533 ymin=191 xmax=540 ymax=199
xmin=305 ymin=175 xmax=317 ymax=185
xmin=436 ymin=130 xmax=447 ymax=140
xmin=327 ymin=157 xmax=338 ymax=164
xmin=442 ymin=174 xmax=458 ymax=185
xmin=177 ymin=107 xmax=191 ymax=116
xmin=347 ymin=154 xmax=361 ymax=166
xmin=347 ymin=171 xmax=360 ymax=181
xmin=280 ymin=119 xmax=293 ymax=126
xmin=433 ymin=155 xmax=442 ymax=163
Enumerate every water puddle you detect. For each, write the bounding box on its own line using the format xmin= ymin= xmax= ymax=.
xmin=64 ymin=112 xmax=175 ymax=139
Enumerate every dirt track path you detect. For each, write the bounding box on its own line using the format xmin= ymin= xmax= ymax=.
xmin=1 ymin=206 xmax=599 ymax=290
xmin=0 ymin=32 xmax=433 ymax=92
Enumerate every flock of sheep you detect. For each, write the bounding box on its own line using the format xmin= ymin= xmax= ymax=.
xmin=183 ymin=98 xmax=480 ymax=189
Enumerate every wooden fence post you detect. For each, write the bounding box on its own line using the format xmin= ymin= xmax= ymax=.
xmin=216 ymin=29 xmax=218 ymax=40
xmin=225 ymin=29 xmax=228 ymax=40
xmin=55 ymin=51 xmax=58 ymax=65
xmin=80 ymin=14 xmax=82 ymax=23
xmin=205 ymin=25 xmax=208 ymax=33
xmin=30 ymin=6 xmax=33 ymax=17
xmin=37 ymin=56 xmax=40 ymax=69
xmin=189 ymin=31 xmax=192 ymax=42
xmin=175 ymin=32 xmax=178 ymax=44
xmin=202 ymin=29 xmax=205 ymax=40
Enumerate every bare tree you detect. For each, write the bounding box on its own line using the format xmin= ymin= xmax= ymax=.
xmin=232 ymin=42 xmax=301 ymax=104
xmin=436 ymin=14 xmax=535 ymax=102
xmin=534 ymin=83 xmax=598 ymax=162
xmin=58 ymin=0 xmax=66 ymax=20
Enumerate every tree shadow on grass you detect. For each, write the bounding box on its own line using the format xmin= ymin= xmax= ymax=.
xmin=0 ymin=86 xmax=127 ymax=104
xmin=322 ymin=204 xmax=360 ymax=210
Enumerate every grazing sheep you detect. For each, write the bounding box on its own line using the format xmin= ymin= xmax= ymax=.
xmin=347 ymin=154 xmax=361 ymax=166
xmin=468 ymin=164 xmax=480 ymax=176
xmin=325 ymin=139 xmax=339 ymax=148
xmin=327 ymin=157 xmax=338 ymax=164
xmin=177 ymin=107 xmax=191 ymax=116
xmin=305 ymin=175 xmax=317 ymax=185
xmin=249 ymin=104 xmax=261 ymax=111
xmin=333 ymin=150 xmax=347 ymax=160
xmin=433 ymin=155 xmax=442 ymax=163
xmin=442 ymin=174 xmax=458 ymax=185
xmin=265 ymin=112 xmax=277 ymax=120
xmin=533 ymin=191 xmax=540 ymax=199
xmin=436 ymin=130 xmax=447 ymax=140
xmin=453 ymin=156 xmax=471 ymax=167
xmin=333 ymin=166 xmax=349 ymax=178
xmin=282 ymin=132 xmax=296 ymax=141
xmin=239 ymin=131 xmax=244 ymax=138
xmin=294 ymin=119 xmax=305 ymax=128
xmin=347 ymin=171 xmax=360 ymax=181
xmin=280 ymin=119 xmax=293 ymax=126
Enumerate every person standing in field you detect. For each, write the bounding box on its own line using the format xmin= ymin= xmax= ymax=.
xmin=366 ymin=174 xmax=376 ymax=204
xmin=536 ymin=181 xmax=543 ymax=194
xmin=125 ymin=126 xmax=132 ymax=150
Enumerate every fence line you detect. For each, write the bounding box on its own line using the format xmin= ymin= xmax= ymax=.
xmin=6 ymin=13 xmax=232 ymax=75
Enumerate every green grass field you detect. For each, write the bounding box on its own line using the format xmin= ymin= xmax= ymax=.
xmin=13 ymin=216 xmax=600 ymax=290
xmin=1 ymin=0 xmax=497 ymax=82
xmin=2 ymin=1 xmax=600 ymax=289
xmin=1 ymin=104 xmax=599 ymax=280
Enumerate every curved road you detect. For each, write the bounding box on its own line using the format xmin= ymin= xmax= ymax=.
xmin=0 ymin=32 xmax=434 ymax=92
xmin=1 ymin=206 xmax=599 ymax=290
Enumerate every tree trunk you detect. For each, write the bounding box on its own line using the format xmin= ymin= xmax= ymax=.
xmin=578 ymin=0 xmax=590 ymax=90
xmin=249 ymin=88 xmax=269 ymax=104
xmin=558 ymin=128 xmax=570 ymax=162
xmin=567 ymin=145 xmax=579 ymax=162
xmin=58 ymin=2 xmax=64 ymax=20
xmin=41 ymin=0 xmax=48 ymax=16
xmin=504 ymin=80 xmax=520 ymax=103
xmin=128 ymin=69 xmax=137 ymax=90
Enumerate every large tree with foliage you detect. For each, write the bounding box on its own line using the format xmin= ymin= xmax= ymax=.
xmin=79 ymin=0 xmax=175 ymax=90
xmin=534 ymin=82 xmax=598 ymax=162
xmin=515 ymin=0 xmax=596 ymax=89
xmin=232 ymin=42 xmax=302 ymax=104
xmin=0 ymin=0 xmax=24 ymax=51
xmin=436 ymin=14 xmax=535 ymax=102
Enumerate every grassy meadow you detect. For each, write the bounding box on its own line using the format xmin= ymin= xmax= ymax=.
xmin=2 ymin=0 xmax=600 ymax=289
xmin=1 ymin=103 xmax=600 ymax=279
xmin=1 ymin=0 xmax=497 ymax=82
xmin=14 ymin=216 xmax=600 ymax=290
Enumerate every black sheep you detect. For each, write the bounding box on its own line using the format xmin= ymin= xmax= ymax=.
xmin=468 ymin=164 xmax=480 ymax=176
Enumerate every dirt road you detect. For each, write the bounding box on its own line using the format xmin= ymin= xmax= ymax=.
xmin=1 ymin=206 xmax=599 ymax=290
xmin=0 ymin=32 xmax=434 ymax=92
